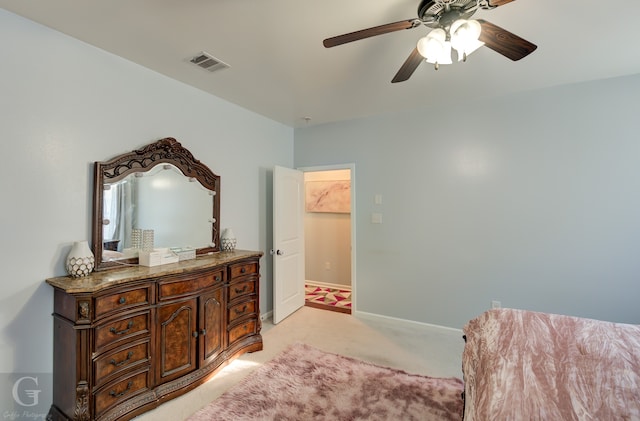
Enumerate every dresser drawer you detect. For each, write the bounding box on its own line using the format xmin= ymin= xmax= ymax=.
xmin=94 ymin=340 xmax=150 ymax=387
xmin=228 ymin=318 xmax=258 ymax=344
xmin=228 ymin=279 xmax=256 ymax=301
xmin=95 ymin=286 xmax=151 ymax=319
xmin=95 ymin=311 xmax=151 ymax=352
xmin=158 ymin=270 xmax=224 ymax=300
xmin=94 ymin=368 xmax=151 ymax=418
xmin=229 ymin=261 xmax=258 ymax=280
xmin=228 ymin=299 xmax=257 ymax=323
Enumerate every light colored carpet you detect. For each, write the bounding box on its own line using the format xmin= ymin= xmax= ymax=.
xmin=134 ymin=306 xmax=464 ymax=421
xmin=186 ymin=342 xmax=463 ymax=421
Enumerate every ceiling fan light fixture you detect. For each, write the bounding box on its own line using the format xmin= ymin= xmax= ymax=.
xmin=417 ymin=29 xmax=452 ymax=66
xmin=450 ymin=19 xmax=484 ymax=61
xmin=451 ymin=19 xmax=481 ymax=42
xmin=455 ymin=38 xmax=485 ymax=61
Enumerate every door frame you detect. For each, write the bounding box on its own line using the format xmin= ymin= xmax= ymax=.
xmin=298 ymin=163 xmax=356 ymax=313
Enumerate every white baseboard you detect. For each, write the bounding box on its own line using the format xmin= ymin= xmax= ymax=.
xmin=260 ymin=310 xmax=273 ymax=322
xmin=354 ymin=310 xmax=463 ymax=335
xmin=262 ymin=307 xmax=461 ymax=335
xmin=305 ymin=280 xmax=351 ymax=291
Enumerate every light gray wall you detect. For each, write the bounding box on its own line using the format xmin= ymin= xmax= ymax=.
xmin=294 ymin=74 xmax=640 ymax=329
xmin=0 ymin=9 xmax=293 ymax=373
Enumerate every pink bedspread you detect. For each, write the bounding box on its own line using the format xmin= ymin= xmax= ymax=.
xmin=462 ymin=308 xmax=640 ymax=421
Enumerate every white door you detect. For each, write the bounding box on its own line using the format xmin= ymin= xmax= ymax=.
xmin=272 ymin=166 xmax=305 ymax=324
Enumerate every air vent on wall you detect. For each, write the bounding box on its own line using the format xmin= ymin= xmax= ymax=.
xmin=189 ymin=52 xmax=229 ymax=73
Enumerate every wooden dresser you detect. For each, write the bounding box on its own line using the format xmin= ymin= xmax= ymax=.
xmin=46 ymin=250 xmax=263 ymax=421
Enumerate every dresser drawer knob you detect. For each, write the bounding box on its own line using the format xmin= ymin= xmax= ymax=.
xmin=109 ymin=381 xmax=133 ymax=398
xmin=118 ymin=297 xmax=126 ymax=305
xmin=109 ymin=351 xmax=134 ymax=367
xmin=215 ymin=275 xmax=221 ymax=282
xmin=110 ymin=321 xmax=134 ymax=336
xmin=240 ymin=267 xmax=246 ymax=274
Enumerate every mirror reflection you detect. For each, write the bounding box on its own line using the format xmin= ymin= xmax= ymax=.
xmin=102 ymin=164 xmax=215 ymax=262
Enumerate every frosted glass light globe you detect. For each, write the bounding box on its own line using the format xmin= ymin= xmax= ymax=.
xmin=417 ymin=29 xmax=452 ymax=65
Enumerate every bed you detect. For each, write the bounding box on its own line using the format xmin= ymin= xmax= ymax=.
xmin=462 ymin=308 xmax=640 ymax=420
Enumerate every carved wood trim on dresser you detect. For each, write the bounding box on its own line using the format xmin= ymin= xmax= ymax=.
xmin=46 ymin=250 xmax=263 ymax=421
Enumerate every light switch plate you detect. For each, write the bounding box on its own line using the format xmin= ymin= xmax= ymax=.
xmin=371 ymin=213 xmax=383 ymax=224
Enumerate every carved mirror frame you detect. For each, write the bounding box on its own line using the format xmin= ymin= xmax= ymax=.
xmin=92 ymin=137 xmax=221 ymax=270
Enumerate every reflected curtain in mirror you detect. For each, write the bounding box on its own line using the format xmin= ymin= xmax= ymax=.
xmin=103 ymin=180 xmax=134 ymax=254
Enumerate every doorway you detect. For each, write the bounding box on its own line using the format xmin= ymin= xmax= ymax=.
xmin=300 ymin=165 xmax=355 ymax=314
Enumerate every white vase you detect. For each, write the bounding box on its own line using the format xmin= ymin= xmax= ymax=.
xmin=66 ymin=240 xmax=95 ymax=278
xmin=220 ymin=228 xmax=237 ymax=251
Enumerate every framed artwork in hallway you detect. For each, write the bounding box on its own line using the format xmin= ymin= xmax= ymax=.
xmin=305 ymin=180 xmax=351 ymax=213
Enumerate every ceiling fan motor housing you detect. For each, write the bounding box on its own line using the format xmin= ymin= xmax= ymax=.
xmin=418 ymin=0 xmax=478 ymax=29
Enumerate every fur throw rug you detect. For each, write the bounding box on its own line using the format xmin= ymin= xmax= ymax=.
xmin=187 ymin=343 xmax=463 ymax=421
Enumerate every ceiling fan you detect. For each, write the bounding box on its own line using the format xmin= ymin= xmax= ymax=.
xmin=323 ymin=0 xmax=537 ymax=83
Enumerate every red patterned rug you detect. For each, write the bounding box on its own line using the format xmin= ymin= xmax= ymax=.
xmin=304 ymin=284 xmax=352 ymax=314
xmin=187 ymin=343 xmax=464 ymax=421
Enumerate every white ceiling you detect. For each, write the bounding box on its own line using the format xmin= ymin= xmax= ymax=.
xmin=2 ymin=0 xmax=640 ymax=128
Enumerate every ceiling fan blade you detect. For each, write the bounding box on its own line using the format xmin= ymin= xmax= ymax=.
xmin=323 ymin=19 xmax=420 ymax=48
xmin=477 ymin=19 xmax=537 ymax=61
xmin=391 ymin=47 xmax=423 ymax=83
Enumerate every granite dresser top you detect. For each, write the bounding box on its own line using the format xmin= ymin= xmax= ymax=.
xmin=46 ymin=249 xmax=263 ymax=293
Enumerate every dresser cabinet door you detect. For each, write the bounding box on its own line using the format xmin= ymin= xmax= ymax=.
xmin=156 ymin=298 xmax=197 ymax=384
xmin=200 ymin=287 xmax=224 ymax=366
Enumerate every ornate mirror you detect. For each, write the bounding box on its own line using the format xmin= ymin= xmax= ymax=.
xmin=92 ymin=138 xmax=220 ymax=270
